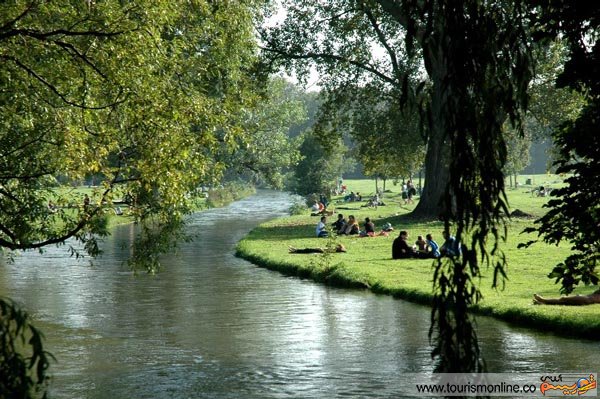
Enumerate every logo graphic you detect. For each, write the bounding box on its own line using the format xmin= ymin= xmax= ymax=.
xmin=540 ymin=374 xmax=597 ymax=396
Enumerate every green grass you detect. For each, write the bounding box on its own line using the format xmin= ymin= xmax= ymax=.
xmin=237 ymin=175 xmax=600 ymax=339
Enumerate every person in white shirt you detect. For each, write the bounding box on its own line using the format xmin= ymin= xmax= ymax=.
xmin=316 ymin=216 xmax=328 ymax=237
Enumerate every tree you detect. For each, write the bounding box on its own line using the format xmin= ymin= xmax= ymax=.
xmin=0 ymin=298 xmax=52 ymax=398
xmin=316 ymin=83 xmax=426 ymax=188
xmin=221 ymin=77 xmax=304 ymax=189
xmin=0 ymin=0 xmax=265 ymax=264
xmin=504 ymin=40 xmax=586 ymax=186
xmin=1 ymin=1 xmax=266 ymax=395
xmin=260 ymin=1 xmax=437 ymax=209
xmin=291 ymin=130 xmax=352 ymax=197
xmin=522 ymin=1 xmax=600 ymax=295
xmin=504 ymin=125 xmax=532 ymax=187
xmin=262 ymin=0 xmax=534 ymax=373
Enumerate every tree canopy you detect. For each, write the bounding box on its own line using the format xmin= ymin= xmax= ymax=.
xmin=1 ymin=0 xmax=267 ymax=395
xmin=1 ymin=0 xmax=265 ymax=264
xmin=316 ymin=83 xmax=425 ymax=183
xmin=221 ymin=77 xmax=304 ymax=189
xmin=522 ymin=0 xmax=599 ymax=295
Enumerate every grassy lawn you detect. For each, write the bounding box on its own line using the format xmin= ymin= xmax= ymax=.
xmin=236 ymin=175 xmax=600 ymax=339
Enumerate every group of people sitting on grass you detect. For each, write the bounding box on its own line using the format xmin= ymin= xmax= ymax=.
xmin=392 ymin=230 xmax=460 ymax=259
xmin=343 ymin=191 xmax=363 ymax=202
xmin=316 ymin=214 xmax=394 ymax=238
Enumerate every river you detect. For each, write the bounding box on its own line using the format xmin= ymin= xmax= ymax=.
xmin=0 ymin=190 xmax=597 ymax=398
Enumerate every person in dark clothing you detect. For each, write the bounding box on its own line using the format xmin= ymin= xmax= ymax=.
xmin=332 ymin=213 xmax=346 ymax=233
xmin=440 ymin=231 xmax=461 ymax=257
xmin=392 ymin=231 xmax=416 ymax=259
xmin=289 ymin=244 xmax=347 ymax=254
xmin=361 ymin=217 xmax=376 ymax=237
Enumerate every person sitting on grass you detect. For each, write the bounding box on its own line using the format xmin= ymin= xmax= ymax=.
xmin=289 ymin=244 xmax=347 ymax=254
xmin=360 ymin=217 xmax=376 ymax=237
xmin=415 ymin=235 xmax=428 ymax=253
xmin=392 ymin=231 xmax=416 ymax=259
xmin=381 ymin=222 xmax=394 ymax=232
xmin=426 ymin=233 xmax=441 ymax=258
xmin=340 ymin=215 xmax=359 ymax=235
xmin=319 ymin=194 xmax=329 ymax=208
xmin=533 ymin=289 xmax=600 ymax=306
xmin=332 ymin=213 xmax=346 ymax=232
xmin=316 ymin=216 xmax=328 ymax=238
xmin=311 ymin=201 xmax=320 ymax=212
xmin=440 ymin=231 xmax=461 ymax=257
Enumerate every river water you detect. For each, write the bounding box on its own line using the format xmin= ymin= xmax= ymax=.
xmin=0 ymin=190 xmax=597 ymax=398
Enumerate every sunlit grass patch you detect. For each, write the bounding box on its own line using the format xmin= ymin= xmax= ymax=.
xmin=237 ymin=176 xmax=599 ymax=339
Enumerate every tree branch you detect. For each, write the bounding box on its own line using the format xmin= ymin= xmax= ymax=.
xmin=52 ymin=39 xmax=109 ymax=80
xmin=0 ymin=168 xmax=125 ymax=251
xmin=1 ymin=55 xmax=126 ymax=110
xmin=0 ymin=27 xmax=125 ymax=41
xmin=0 ymin=170 xmax=53 ymax=180
xmin=0 ymin=2 xmax=36 ymax=35
xmin=260 ymin=45 xmax=396 ymax=85
xmin=360 ymin=2 xmax=401 ymax=81
xmin=373 ymin=0 xmax=427 ymax=44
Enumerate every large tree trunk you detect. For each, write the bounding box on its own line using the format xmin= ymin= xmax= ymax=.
xmin=413 ymin=131 xmax=450 ymax=218
xmin=412 ymin=50 xmax=451 ymax=218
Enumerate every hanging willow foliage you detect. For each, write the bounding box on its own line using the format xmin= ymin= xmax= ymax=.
xmin=397 ymin=0 xmax=534 ymax=372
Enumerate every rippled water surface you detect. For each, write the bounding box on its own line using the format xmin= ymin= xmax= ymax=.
xmin=1 ymin=190 xmax=597 ymax=398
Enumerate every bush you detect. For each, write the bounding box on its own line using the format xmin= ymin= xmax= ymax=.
xmin=289 ymin=200 xmax=307 ymax=216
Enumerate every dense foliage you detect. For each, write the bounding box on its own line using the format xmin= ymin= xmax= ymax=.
xmin=290 ymin=130 xmax=351 ymax=196
xmin=316 ymin=84 xmax=425 ymax=182
xmin=0 ymin=298 xmax=52 ymax=398
xmin=222 ymin=78 xmax=304 ymax=189
xmin=1 ymin=0 xmax=266 ymax=395
xmin=523 ymin=1 xmax=599 ymax=294
xmin=0 ymin=0 xmax=265 ymax=265
xmin=259 ymin=0 xmax=434 ymax=206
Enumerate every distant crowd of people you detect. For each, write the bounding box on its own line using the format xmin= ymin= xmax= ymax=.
xmin=309 ymin=183 xmax=462 ymax=261
xmin=316 ymin=214 xmax=395 ymax=238
xmin=299 ymin=181 xmax=600 ymax=307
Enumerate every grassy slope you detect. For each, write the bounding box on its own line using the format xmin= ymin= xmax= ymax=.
xmin=236 ymin=175 xmax=600 ymax=339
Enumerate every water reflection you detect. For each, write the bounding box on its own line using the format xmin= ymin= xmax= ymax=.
xmin=0 ymin=190 xmax=597 ymax=398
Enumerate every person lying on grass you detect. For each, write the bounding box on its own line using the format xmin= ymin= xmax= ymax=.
xmin=289 ymin=244 xmax=347 ymax=254
xmin=533 ymin=289 xmax=600 ymax=306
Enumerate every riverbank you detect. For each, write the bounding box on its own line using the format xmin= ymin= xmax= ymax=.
xmin=236 ymin=179 xmax=600 ymax=340
xmin=81 ymin=181 xmax=256 ymax=230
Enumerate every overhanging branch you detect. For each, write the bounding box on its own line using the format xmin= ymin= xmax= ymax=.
xmin=260 ymin=45 xmax=397 ymax=85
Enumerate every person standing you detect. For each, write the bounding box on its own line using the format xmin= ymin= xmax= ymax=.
xmin=406 ymin=180 xmax=415 ymax=204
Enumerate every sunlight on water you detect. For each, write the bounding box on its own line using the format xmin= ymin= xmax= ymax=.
xmin=1 ymin=190 xmax=597 ymax=399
